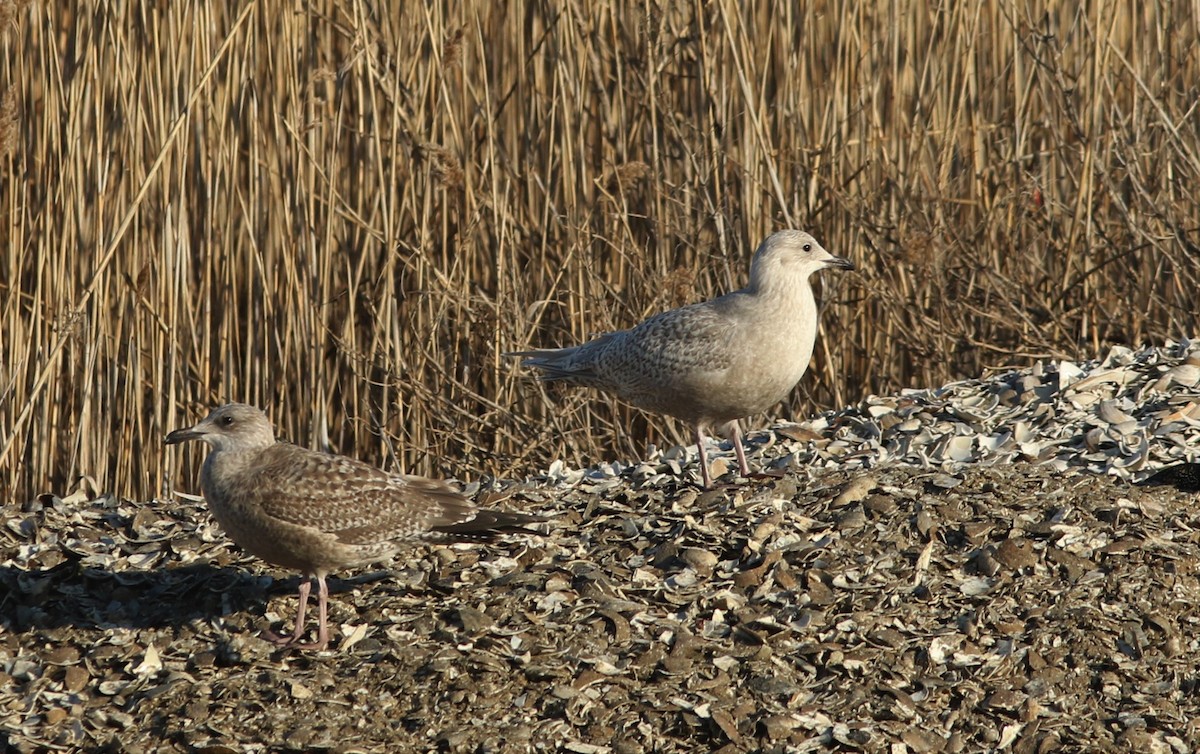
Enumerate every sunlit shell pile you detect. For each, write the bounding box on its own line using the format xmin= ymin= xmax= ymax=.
xmin=540 ymin=340 xmax=1200 ymax=490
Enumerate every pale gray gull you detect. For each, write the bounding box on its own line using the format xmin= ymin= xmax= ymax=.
xmin=512 ymin=229 xmax=854 ymax=487
xmin=165 ymin=403 xmax=543 ymax=650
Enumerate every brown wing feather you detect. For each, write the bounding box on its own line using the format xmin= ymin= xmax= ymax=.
xmin=430 ymin=509 xmax=547 ymax=541
xmin=249 ymin=444 xmax=477 ymax=545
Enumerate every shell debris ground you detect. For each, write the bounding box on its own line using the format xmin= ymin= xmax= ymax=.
xmin=2 ymin=341 xmax=1199 ymax=752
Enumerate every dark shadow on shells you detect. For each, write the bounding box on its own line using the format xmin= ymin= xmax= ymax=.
xmin=1136 ymin=463 xmax=1200 ymax=493
xmin=0 ymin=562 xmax=396 ymax=633
xmin=0 ymin=561 xmax=267 ymax=632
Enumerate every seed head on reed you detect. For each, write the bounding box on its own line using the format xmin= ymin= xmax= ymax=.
xmin=416 ymin=142 xmax=464 ymax=189
xmin=0 ymin=91 xmax=17 ymax=160
xmin=0 ymin=0 xmax=32 ymax=31
xmin=442 ymin=27 xmax=464 ymax=69
xmin=605 ymin=161 xmax=652 ymax=194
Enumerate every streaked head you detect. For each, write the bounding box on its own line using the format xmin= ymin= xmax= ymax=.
xmin=165 ymin=403 xmax=277 ymax=452
xmin=748 ymin=230 xmax=855 ymax=292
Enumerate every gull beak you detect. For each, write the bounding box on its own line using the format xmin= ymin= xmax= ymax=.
xmin=164 ymin=426 xmax=204 ymax=445
xmin=825 ymin=256 xmax=855 ymax=271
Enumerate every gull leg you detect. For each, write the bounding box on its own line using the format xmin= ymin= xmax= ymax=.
xmin=311 ymin=575 xmax=330 ymax=651
xmin=728 ymin=420 xmax=751 ymax=478
xmin=289 ymin=578 xmax=311 ymax=643
xmin=694 ymin=425 xmax=713 ymax=488
xmin=725 ymin=420 xmax=784 ymax=481
xmin=263 ymin=576 xmax=326 ymax=649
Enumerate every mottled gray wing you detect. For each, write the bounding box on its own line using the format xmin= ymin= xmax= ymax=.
xmin=251 ymin=444 xmax=476 ymax=545
xmin=596 ymin=300 xmax=740 ymax=391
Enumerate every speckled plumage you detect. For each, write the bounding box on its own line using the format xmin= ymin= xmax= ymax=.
xmin=165 ymin=403 xmax=542 ymax=650
xmin=512 ymin=230 xmax=854 ymax=487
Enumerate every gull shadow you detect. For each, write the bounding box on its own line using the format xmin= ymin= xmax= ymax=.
xmin=1136 ymin=463 xmax=1200 ymax=493
xmin=0 ymin=560 xmax=414 ymax=635
xmin=0 ymin=561 xmax=278 ymax=633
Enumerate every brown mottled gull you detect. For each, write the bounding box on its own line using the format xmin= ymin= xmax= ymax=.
xmin=512 ymin=230 xmax=854 ymax=488
xmin=165 ymin=403 xmax=543 ymax=650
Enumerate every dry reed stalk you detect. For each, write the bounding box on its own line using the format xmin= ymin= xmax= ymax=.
xmin=0 ymin=1 xmax=1197 ymax=502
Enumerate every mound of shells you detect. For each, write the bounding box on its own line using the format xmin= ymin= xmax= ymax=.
xmin=2 ymin=341 xmax=1198 ymax=752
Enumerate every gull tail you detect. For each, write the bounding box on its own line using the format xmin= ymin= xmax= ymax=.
xmin=430 ymin=509 xmax=547 ymax=542
xmin=506 ymin=334 xmax=615 ymax=384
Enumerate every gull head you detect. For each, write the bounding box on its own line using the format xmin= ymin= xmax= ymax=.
xmin=748 ymin=229 xmax=855 ymax=293
xmin=165 ymin=403 xmax=277 ymax=452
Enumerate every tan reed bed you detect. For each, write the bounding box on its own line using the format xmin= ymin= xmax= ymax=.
xmin=1 ymin=1 xmax=1197 ymax=502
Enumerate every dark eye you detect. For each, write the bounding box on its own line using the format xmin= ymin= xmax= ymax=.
xmin=221 ymin=416 xmax=235 ymax=426
xmin=803 ymin=244 xmax=812 ymax=252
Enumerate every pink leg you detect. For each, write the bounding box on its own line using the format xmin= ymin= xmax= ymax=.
xmin=262 ymin=575 xmax=330 ymax=650
xmin=311 ymin=575 xmax=330 ymax=650
xmin=728 ymin=420 xmax=751 ymax=478
xmin=263 ymin=577 xmax=312 ymax=646
xmin=724 ymin=421 xmax=783 ymax=480
xmin=291 ymin=578 xmax=312 ymax=642
xmin=694 ymin=425 xmax=713 ymax=488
